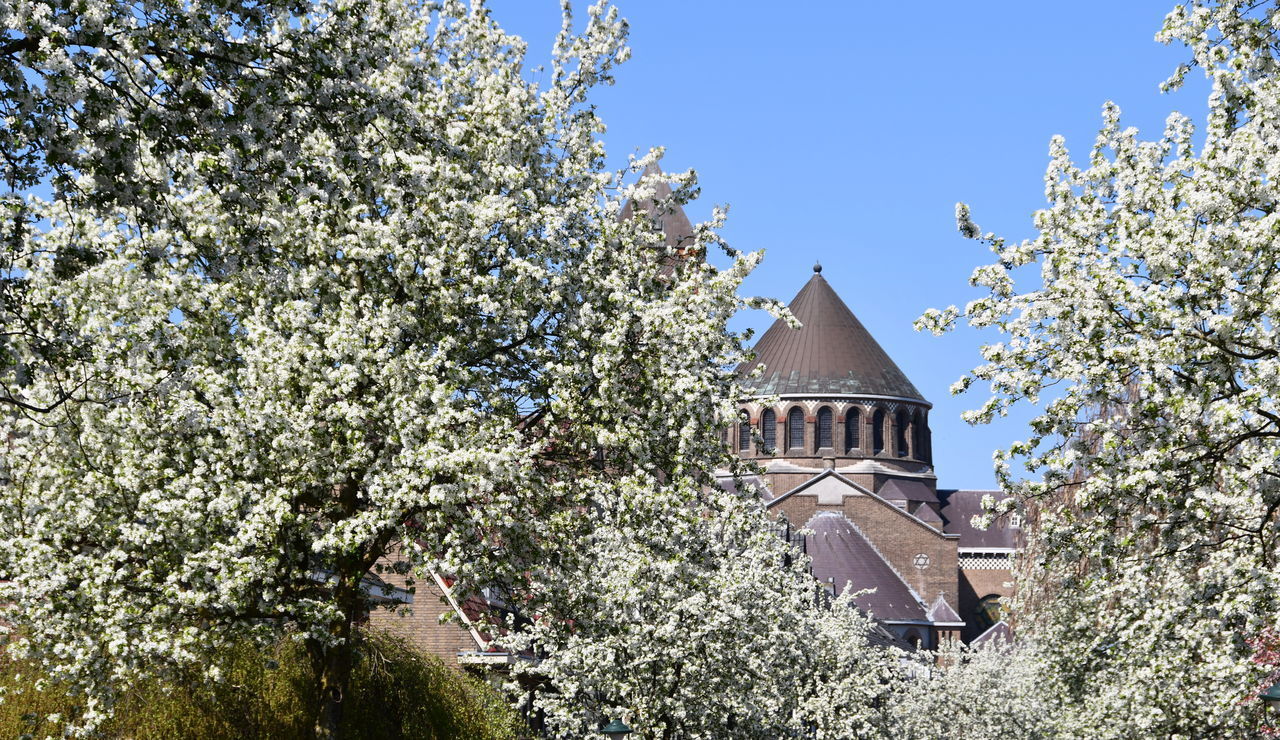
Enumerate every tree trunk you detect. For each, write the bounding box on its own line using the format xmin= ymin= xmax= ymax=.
xmin=311 ymin=568 xmax=361 ymax=740
xmin=313 ymin=634 xmax=354 ymax=740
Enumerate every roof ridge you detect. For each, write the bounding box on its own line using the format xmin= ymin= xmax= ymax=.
xmin=926 ymin=593 xmax=963 ymax=624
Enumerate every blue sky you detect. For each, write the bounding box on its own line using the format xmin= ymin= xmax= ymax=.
xmin=488 ymin=1 xmax=1210 ymax=489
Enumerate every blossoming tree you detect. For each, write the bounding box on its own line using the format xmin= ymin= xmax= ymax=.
xmin=0 ymin=1 xmax=764 ymax=736
xmin=919 ymin=0 xmax=1280 ymax=734
xmin=500 ymin=485 xmax=904 ymax=739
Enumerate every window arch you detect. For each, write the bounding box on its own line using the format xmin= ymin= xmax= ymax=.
xmin=737 ymin=411 xmax=751 ymax=451
xmin=975 ymin=594 xmax=1004 ymax=630
xmin=787 ymin=407 xmax=805 ymax=450
xmin=761 ymin=409 xmax=777 ymax=452
xmin=844 ymin=408 xmax=860 ymax=453
xmin=895 ymin=409 xmax=909 ymax=458
xmin=815 ymin=407 xmax=832 ymax=450
xmin=872 ymin=408 xmax=886 ymax=454
xmin=913 ymin=409 xmax=926 ymax=461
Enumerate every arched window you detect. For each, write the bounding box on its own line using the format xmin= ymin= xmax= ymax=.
xmin=788 ymin=407 xmax=804 ymax=450
xmin=975 ymin=595 xmax=1004 ymax=630
xmin=737 ymin=412 xmax=751 ymax=451
xmin=872 ymin=409 xmax=886 ymax=454
xmin=761 ymin=409 xmax=777 ymax=452
xmin=815 ymin=407 xmax=832 ymax=450
xmin=844 ymin=408 xmax=860 ymax=453
xmin=896 ymin=409 xmax=909 ymax=458
xmin=913 ymin=410 xmax=926 ymax=461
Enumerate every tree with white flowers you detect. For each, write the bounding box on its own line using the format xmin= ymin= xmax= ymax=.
xmin=919 ymin=0 xmax=1280 ymax=735
xmin=499 ymin=486 xmax=904 ymax=740
xmin=0 ymin=1 xmax=766 ymax=736
xmin=887 ymin=640 xmax=1055 ymax=740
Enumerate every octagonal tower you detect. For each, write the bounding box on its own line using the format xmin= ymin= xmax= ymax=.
xmin=733 ymin=264 xmax=934 ymax=498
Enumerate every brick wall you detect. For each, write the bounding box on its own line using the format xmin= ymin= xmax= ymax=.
xmin=366 ymin=558 xmax=481 ymax=668
xmin=768 ymin=479 xmax=959 ymax=609
xmin=844 ymin=494 xmax=958 ymax=608
xmin=958 ymin=566 xmax=1015 ymax=642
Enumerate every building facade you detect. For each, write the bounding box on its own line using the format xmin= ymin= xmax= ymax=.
xmin=722 ymin=264 xmax=1018 ymax=648
xmin=375 ymin=178 xmax=1019 ymax=666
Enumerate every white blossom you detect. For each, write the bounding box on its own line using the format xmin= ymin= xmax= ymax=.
xmin=0 ymin=1 xmax=765 ymax=735
xmin=929 ymin=1 xmax=1280 ymax=735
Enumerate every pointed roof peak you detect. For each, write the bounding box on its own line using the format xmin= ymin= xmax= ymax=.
xmin=926 ymin=594 xmax=963 ymax=624
xmin=737 ymin=271 xmax=926 ymax=401
xmin=620 ymin=160 xmax=694 ymax=255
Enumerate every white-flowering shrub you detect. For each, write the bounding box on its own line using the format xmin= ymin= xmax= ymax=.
xmin=888 ymin=640 xmax=1056 ymax=740
xmin=500 ymin=487 xmax=906 ymax=740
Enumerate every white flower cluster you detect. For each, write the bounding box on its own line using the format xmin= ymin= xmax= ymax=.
xmin=926 ymin=0 xmax=1280 ymax=735
xmin=0 ymin=0 xmax=765 ymax=733
xmin=497 ymin=482 xmax=911 ymax=739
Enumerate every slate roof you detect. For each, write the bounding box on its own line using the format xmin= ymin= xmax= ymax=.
xmin=879 ymin=479 xmax=938 ymax=503
xmin=805 ymin=511 xmax=926 ymax=622
xmin=715 ymin=474 xmax=771 ymax=501
xmin=937 ymin=490 xmax=1023 ymax=549
xmin=926 ymin=594 xmax=963 ymax=624
xmin=737 ymin=267 xmax=926 ymax=400
xmin=913 ymin=503 xmax=943 ymax=527
xmin=971 ymin=620 xmax=1014 ymax=648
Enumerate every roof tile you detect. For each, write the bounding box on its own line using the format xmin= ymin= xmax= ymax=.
xmin=805 ymin=511 xmax=926 ymax=622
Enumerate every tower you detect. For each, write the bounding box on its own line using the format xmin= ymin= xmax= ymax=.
xmin=728 ymin=266 xmax=1014 ymax=648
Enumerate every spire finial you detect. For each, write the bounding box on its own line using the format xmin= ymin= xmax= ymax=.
xmin=813 ymin=261 xmax=822 ymax=274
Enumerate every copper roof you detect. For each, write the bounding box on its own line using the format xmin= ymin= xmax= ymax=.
xmin=737 ymin=268 xmax=925 ymax=400
xmin=619 ymin=162 xmax=696 ymax=253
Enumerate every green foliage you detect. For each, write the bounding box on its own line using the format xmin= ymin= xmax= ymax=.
xmin=0 ymin=630 xmax=521 ymax=739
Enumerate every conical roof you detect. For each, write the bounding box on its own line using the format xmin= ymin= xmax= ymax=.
xmin=738 ymin=267 xmax=925 ymax=400
xmin=620 ymin=162 xmax=695 ymax=252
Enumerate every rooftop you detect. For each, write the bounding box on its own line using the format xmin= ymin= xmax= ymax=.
xmin=737 ymin=267 xmax=926 ymax=400
xmin=938 ymin=489 xmax=1022 ymax=550
xmin=805 ymin=511 xmax=927 ymax=622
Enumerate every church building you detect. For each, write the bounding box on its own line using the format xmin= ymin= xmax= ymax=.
xmin=722 ymin=264 xmax=1018 ymax=648
xmin=371 ymin=172 xmax=1019 ymax=665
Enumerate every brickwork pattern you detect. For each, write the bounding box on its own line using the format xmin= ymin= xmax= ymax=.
xmin=366 ymin=557 xmax=481 ymax=668
xmin=768 ymin=478 xmax=959 ymax=610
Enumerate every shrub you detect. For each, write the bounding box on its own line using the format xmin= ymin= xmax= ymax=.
xmin=0 ymin=630 xmax=521 ymax=739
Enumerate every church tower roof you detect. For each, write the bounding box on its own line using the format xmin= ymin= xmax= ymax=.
xmin=737 ymin=267 xmax=926 ymax=402
xmin=620 ymin=161 xmax=695 ymax=252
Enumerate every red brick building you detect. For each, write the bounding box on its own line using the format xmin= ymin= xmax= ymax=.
xmin=374 ymin=180 xmax=1019 ymax=665
xmin=723 ymin=265 xmax=1019 ymax=648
